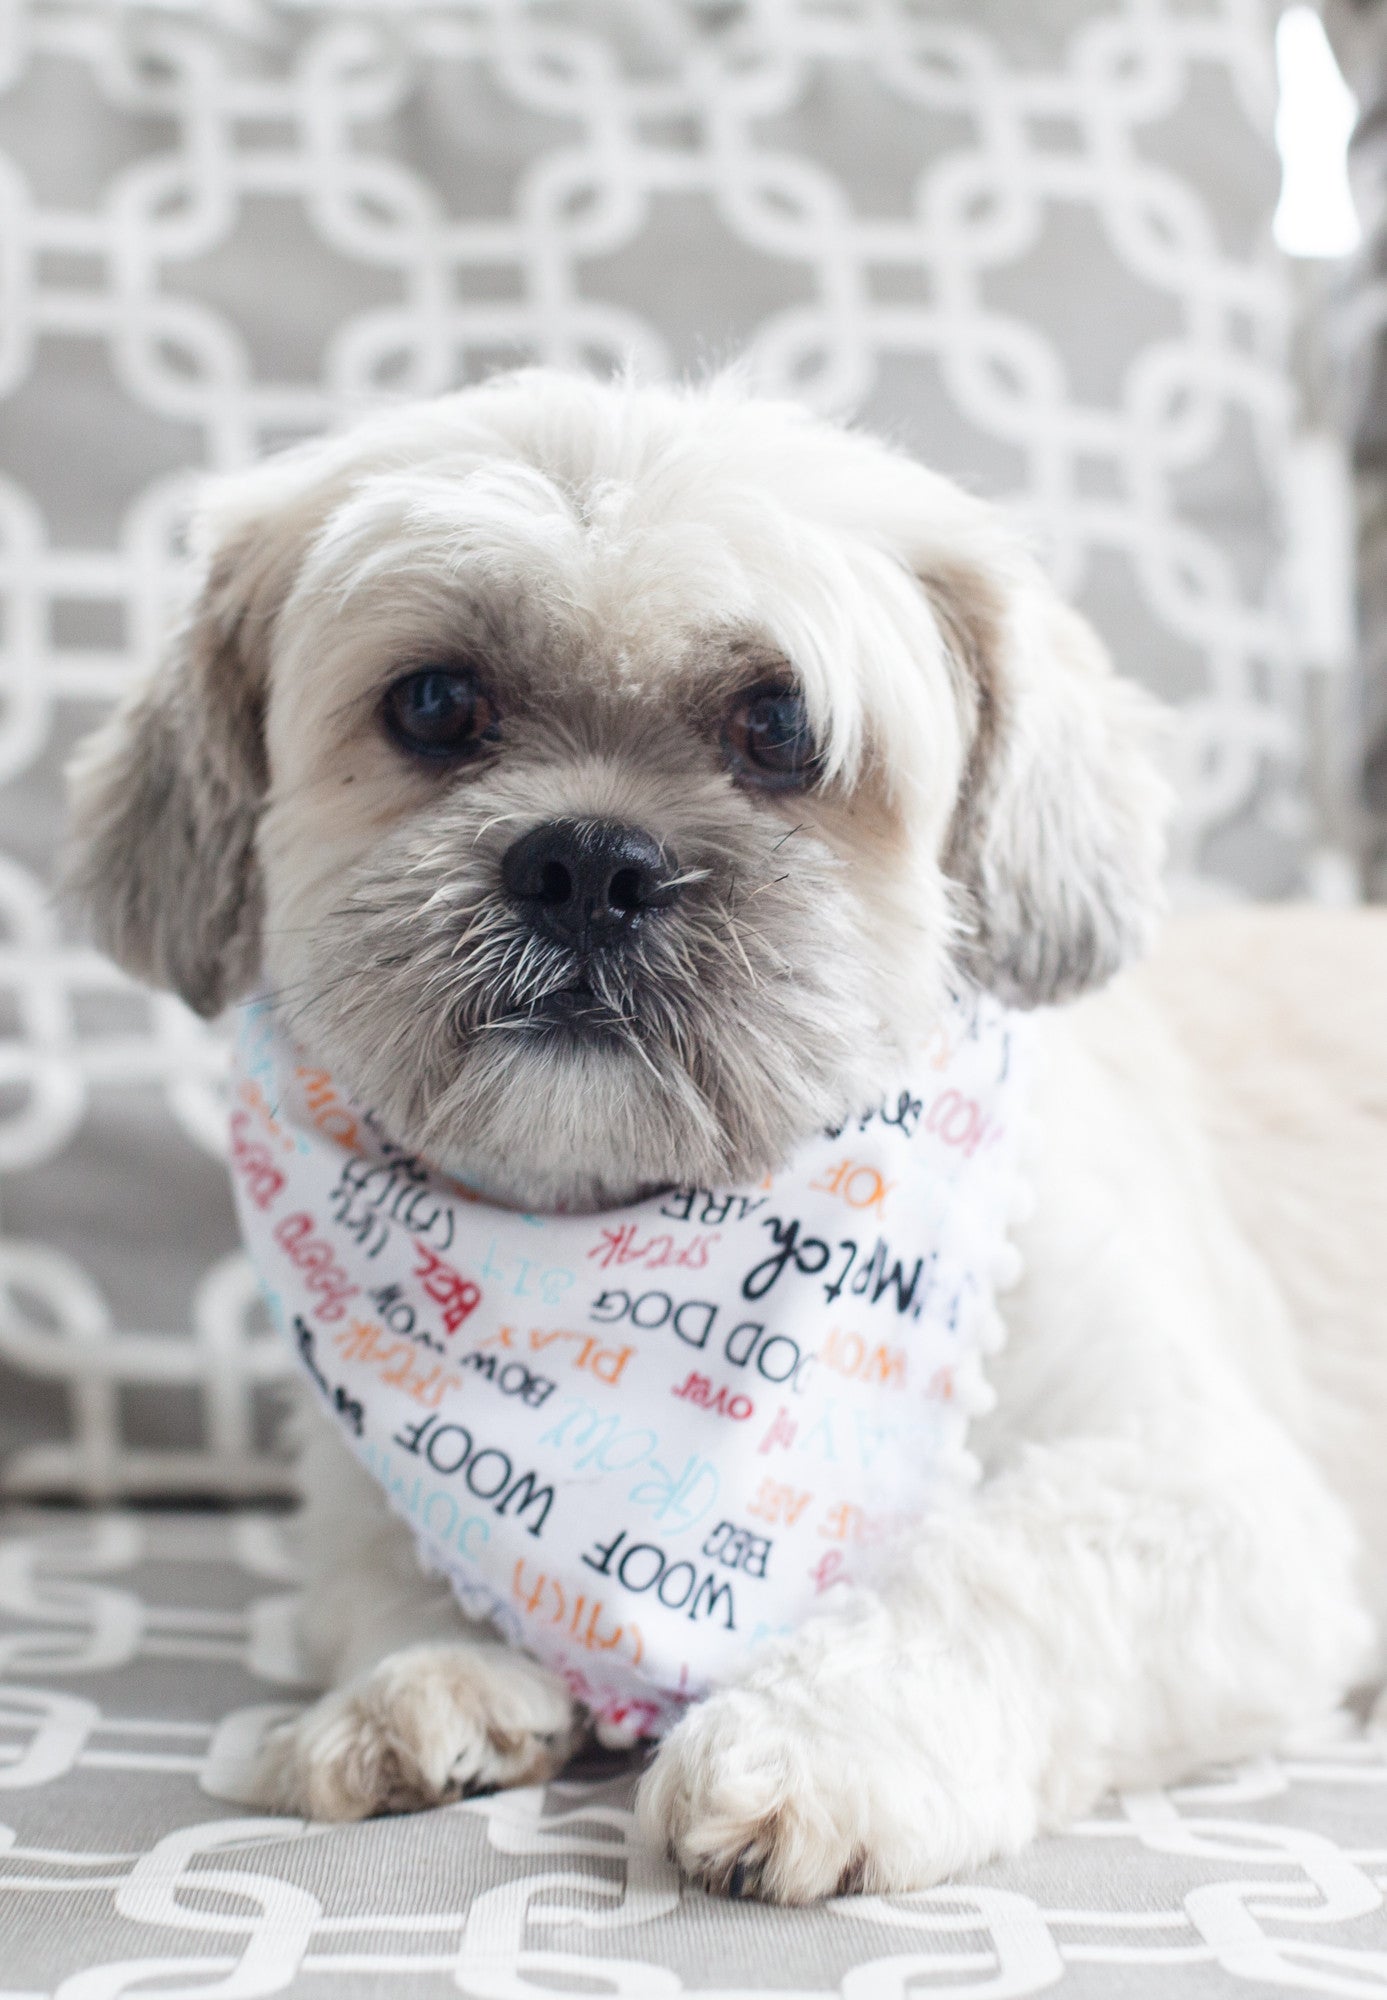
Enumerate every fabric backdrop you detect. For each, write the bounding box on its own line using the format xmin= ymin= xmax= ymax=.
xmin=1320 ymin=0 xmax=1387 ymax=895
xmin=0 ymin=0 xmax=1346 ymax=1494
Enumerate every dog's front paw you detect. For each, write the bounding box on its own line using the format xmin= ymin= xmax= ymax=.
xmin=639 ymin=1661 xmax=1040 ymax=1903
xmin=249 ymin=1642 xmax=579 ymax=1820
xmin=638 ymin=1686 xmax=873 ymax=1904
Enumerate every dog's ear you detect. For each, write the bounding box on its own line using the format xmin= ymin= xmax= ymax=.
xmin=65 ymin=461 xmax=321 ymax=1017
xmin=926 ymin=554 xmax=1170 ymax=1008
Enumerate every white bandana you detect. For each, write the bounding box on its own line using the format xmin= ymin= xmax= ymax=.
xmin=231 ymin=994 xmax=1030 ymax=1744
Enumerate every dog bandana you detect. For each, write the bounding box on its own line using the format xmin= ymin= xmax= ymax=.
xmin=230 ymin=993 xmax=1030 ymax=1744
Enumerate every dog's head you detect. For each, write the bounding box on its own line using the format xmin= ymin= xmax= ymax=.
xmin=66 ymin=371 xmax=1167 ymax=1207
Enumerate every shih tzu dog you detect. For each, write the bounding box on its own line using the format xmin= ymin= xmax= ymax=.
xmin=65 ymin=369 xmax=1387 ymax=1903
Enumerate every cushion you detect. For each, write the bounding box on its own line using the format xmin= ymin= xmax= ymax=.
xmin=3 ymin=1505 xmax=1387 ymax=1997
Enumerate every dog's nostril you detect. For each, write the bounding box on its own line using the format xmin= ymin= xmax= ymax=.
xmin=538 ymin=859 xmax=573 ymax=906
xmin=608 ymin=866 xmax=644 ymax=914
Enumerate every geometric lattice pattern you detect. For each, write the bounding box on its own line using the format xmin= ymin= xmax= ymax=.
xmin=0 ymin=0 xmax=1339 ymax=1494
xmin=1320 ymin=0 xmax=1387 ymax=895
xmin=3 ymin=1508 xmax=1387 ymax=1997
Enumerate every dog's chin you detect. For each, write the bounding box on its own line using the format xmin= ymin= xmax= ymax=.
xmin=286 ymin=892 xmax=924 ymax=1216
xmin=385 ymin=993 xmax=884 ymax=1218
xmin=415 ymin=1020 xmax=730 ymax=1214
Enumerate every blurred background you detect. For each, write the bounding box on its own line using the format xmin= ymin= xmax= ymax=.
xmin=0 ymin=0 xmax=1380 ymax=1498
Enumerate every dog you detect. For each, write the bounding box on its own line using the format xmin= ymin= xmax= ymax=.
xmin=65 ymin=368 xmax=1387 ymax=1903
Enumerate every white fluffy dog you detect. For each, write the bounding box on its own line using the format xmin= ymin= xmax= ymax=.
xmin=66 ymin=370 xmax=1387 ymax=1903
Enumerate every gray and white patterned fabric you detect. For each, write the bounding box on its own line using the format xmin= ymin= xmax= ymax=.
xmin=0 ymin=0 xmax=1341 ymax=1493
xmin=1318 ymin=0 xmax=1387 ymax=894
xmin=2 ymin=1506 xmax=1387 ymax=1999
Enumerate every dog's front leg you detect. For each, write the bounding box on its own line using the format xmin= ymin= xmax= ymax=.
xmin=247 ymin=1410 xmax=580 ymax=1819
xmin=639 ymin=1397 xmax=1371 ymax=1903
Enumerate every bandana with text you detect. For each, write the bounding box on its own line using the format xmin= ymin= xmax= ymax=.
xmin=231 ymin=993 xmax=1029 ymax=1743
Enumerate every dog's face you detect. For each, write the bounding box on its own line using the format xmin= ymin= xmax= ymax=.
xmin=67 ymin=372 xmax=1167 ymax=1207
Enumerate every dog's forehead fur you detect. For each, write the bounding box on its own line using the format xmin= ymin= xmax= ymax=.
xmin=258 ymin=378 xmax=972 ymax=822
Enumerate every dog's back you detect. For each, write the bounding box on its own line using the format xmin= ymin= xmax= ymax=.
xmin=1140 ymin=907 xmax=1387 ymax=1603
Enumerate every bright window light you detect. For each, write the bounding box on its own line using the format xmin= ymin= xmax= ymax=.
xmin=1274 ymin=5 xmax=1361 ymax=259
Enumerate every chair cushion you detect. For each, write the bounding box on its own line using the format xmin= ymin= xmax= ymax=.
xmin=2 ymin=1505 xmax=1386 ymax=1997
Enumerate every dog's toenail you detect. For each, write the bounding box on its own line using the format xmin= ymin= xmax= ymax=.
xmin=728 ymin=1859 xmax=749 ymax=1898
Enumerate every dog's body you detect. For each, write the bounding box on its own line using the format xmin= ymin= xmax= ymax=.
xmin=64 ymin=371 xmax=1387 ymax=1902
xmin=266 ymin=905 xmax=1387 ymax=1896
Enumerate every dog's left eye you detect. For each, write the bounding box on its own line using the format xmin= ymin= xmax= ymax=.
xmin=724 ymin=683 xmax=819 ymax=790
xmin=381 ymin=667 xmax=499 ymax=761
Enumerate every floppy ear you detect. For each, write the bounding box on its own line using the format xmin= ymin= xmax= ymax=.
xmin=64 ymin=465 xmax=317 ymax=1018
xmin=928 ymin=555 xmax=1170 ymax=1008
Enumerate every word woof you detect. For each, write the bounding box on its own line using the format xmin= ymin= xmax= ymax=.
xmin=392 ymin=1412 xmax=555 ymax=1538
xmin=581 ymin=1527 xmax=737 ymax=1628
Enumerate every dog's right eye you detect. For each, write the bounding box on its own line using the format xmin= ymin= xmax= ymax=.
xmin=381 ymin=667 xmax=499 ymax=761
xmin=723 ymin=682 xmax=819 ymax=791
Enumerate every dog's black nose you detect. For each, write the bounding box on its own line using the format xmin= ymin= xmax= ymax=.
xmin=501 ymin=818 xmax=678 ymax=949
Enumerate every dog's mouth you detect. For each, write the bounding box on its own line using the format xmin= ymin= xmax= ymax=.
xmin=523 ymin=975 xmax=630 ymax=1038
xmin=446 ymin=914 xmax=666 ymax=1054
